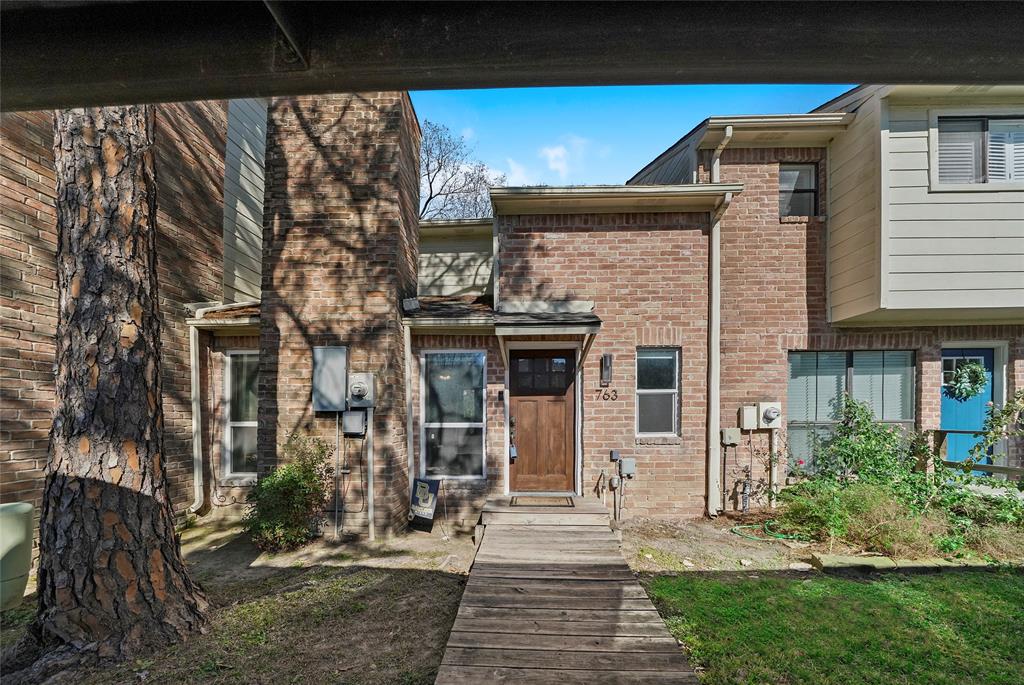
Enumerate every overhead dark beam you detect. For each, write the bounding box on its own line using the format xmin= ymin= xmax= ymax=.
xmin=3 ymin=1 xmax=1024 ymax=112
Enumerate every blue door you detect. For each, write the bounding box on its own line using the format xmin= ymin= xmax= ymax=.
xmin=940 ymin=348 xmax=994 ymax=469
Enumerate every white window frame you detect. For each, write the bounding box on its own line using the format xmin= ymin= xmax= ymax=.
xmin=223 ymin=350 xmax=259 ymax=477
xmin=928 ymin=106 xmax=1024 ymax=192
xmin=419 ymin=349 xmax=487 ymax=481
xmin=635 ymin=347 xmax=680 ymax=438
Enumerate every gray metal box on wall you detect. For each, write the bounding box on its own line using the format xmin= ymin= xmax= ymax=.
xmin=312 ymin=346 xmax=347 ymax=412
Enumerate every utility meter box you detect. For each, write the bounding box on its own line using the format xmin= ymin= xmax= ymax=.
xmin=347 ymin=372 xmax=376 ymax=408
xmin=618 ymin=457 xmax=636 ymax=478
xmin=312 ymin=346 xmax=347 ymax=412
xmin=721 ymin=427 xmax=741 ymax=446
xmin=739 ymin=405 xmax=758 ymax=431
xmin=341 ymin=409 xmax=367 ymax=437
xmin=758 ymin=401 xmax=783 ymax=429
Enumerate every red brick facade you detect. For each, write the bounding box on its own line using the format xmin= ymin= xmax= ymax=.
xmin=1 ymin=104 xmax=228 ymax=522
xmin=496 ymin=213 xmax=711 ymax=518
xmin=259 ymin=93 xmax=421 ymax=537
xmin=713 ymin=147 xmax=1024 ymax=508
xmin=4 ymin=98 xmax=1022 ymax=533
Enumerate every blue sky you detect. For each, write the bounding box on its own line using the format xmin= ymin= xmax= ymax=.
xmin=411 ymin=84 xmax=855 ymax=185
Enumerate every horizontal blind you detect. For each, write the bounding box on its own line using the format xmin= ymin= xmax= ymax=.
xmin=787 ymin=352 xmax=816 ymax=422
xmin=937 ymin=118 xmax=984 ymax=183
xmin=852 ymin=351 xmax=884 ymax=418
xmin=816 ymin=352 xmax=847 ymax=421
xmin=882 ymin=351 xmax=915 ymax=422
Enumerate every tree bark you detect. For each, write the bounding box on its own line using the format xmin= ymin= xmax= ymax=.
xmin=27 ymin=105 xmax=209 ymax=670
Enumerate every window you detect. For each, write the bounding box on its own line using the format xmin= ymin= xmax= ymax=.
xmin=421 ymin=351 xmax=486 ymax=478
xmin=937 ymin=116 xmax=1024 ymax=184
xmin=942 ymin=356 xmax=984 ymax=386
xmin=224 ymin=351 xmax=259 ymax=475
xmin=779 ymin=163 xmax=818 ymax=216
xmin=636 ymin=348 xmax=679 ymax=436
xmin=787 ymin=351 xmax=915 ymax=466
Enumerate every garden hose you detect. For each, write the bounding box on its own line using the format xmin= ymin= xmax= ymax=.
xmin=730 ymin=520 xmax=808 ymax=542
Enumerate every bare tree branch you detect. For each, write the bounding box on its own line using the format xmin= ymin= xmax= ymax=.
xmin=419 ymin=120 xmax=505 ymax=220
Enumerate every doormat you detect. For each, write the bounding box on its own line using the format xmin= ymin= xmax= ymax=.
xmin=510 ymin=496 xmax=574 ymax=507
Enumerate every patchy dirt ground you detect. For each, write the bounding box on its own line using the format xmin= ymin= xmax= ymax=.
xmin=1 ymin=519 xmax=477 ymax=685
xmin=621 ymin=515 xmax=819 ymax=573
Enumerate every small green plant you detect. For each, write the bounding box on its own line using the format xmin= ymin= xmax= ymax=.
xmin=777 ymin=393 xmax=1024 ymax=559
xmin=243 ymin=434 xmax=333 ymax=551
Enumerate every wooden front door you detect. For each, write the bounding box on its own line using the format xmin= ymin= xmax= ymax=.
xmin=509 ymin=349 xmax=576 ymax=492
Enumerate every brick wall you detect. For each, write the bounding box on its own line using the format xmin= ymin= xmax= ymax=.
xmin=497 ymin=212 xmax=711 ymax=518
xmin=0 ymin=103 xmax=228 ymax=521
xmin=713 ymin=147 xmax=1024 ymax=507
xmin=259 ymin=92 xmax=420 ymax=538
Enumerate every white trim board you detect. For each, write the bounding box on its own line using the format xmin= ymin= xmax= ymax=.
xmin=940 ymin=340 xmax=1009 ymax=408
xmin=418 ymin=348 xmax=489 ymax=482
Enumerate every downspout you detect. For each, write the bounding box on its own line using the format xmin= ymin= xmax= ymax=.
xmin=187 ymin=302 xmax=221 ymax=514
xmin=404 ymin=322 xmax=415 ymax=499
xmin=189 ymin=323 xmax=204 ymax=509
xmin=707 ymin=125 xmax=733 ymax=517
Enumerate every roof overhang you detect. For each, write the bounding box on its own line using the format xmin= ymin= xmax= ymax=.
xmin=696 ymin=113 xmax=855 ymax=149
xmin=419 ymin=218 xmax=493 ymax=239
xmin=490 ymin=184 xmax=743 ymax=215
xmin=186 ymin=300 xmax=260 ymax=335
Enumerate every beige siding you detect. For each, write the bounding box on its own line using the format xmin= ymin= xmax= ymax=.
xmin=827 ymin=94 xmax=882 ymax=322
xmin=884 ymin=101 xmax=1024 ymax=311
xmin=418 ymin=233 xmax=493 ymax=296
xmin=223 ymin=98 xmax=268 ymax=302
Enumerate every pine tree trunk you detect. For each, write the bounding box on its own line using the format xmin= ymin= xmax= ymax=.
xmin=28 ymin=106 xmax=209 ymax=670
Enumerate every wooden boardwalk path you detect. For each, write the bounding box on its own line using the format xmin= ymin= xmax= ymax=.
xmin=435 ymin=497 xmax=698 ymax=684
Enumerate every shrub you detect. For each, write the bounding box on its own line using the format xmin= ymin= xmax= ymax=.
xmin=243 ymin=434 xmax=333 ymax=551
xmin=777 ymin=393 xmax=1024 ymax=559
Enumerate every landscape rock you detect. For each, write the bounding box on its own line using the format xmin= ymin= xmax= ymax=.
xmin=788 ymin=561 xmax=814 ymax=571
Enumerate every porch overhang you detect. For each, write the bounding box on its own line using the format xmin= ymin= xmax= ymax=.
xmin=186 ymin=300 xmax=261 ymax=336
xmin=489 ymin=184 xmax=743 ymax=215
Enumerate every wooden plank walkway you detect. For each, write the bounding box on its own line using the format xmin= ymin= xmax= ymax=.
xmin=436 ymin=497 xmax=698 ymax=684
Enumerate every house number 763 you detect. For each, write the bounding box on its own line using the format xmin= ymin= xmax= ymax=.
xmin=596 ymin=389 xmax=618 ymax=400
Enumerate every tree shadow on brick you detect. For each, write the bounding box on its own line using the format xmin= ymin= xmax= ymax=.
xmin=257 ymin=94 xmax=419 ymax=537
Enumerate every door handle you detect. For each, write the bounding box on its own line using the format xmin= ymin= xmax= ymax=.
xmin=509 ymin=416 xmax=517 ymax=462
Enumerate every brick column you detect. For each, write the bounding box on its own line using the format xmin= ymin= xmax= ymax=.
xmin=259 ymin=93 xmax=420 ymax=537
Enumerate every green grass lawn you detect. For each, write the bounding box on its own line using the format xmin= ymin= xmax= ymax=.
xmin=644 ymin=569 xmax=1024 ymax=685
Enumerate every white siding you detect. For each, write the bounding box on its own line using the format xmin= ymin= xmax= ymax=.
xmin=223 ymin=98 xmax=268 ymax=302
xmin=884 ymin=101 xmax=1024 ymax=311
xmin=418 ymin=233 xmax=493 ymax=296
xmin=827 ymin=94 xmax=882 ymax=322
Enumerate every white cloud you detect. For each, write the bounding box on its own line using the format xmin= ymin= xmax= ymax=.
xmin=540 ymin=145 xmax=569 ymax=180
xmin=461 ymin=127 xmax=475 ymax=141
xmin=506 ymin=158 xmax=535 ymax=186
xmin=537 ymin=134 xmax=598 ymax=182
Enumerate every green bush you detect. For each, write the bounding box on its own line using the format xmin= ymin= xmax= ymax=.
xmin=778 ymin=392 xmax=1024 ymax=558
xmin=243 ymin=434 xmax=333 ymax=551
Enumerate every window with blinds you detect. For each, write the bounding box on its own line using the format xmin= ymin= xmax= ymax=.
xmin=787 ymin=351 xmax=915 ymax=466
xmin=937 ymin=116 xmax=1024 ymax=184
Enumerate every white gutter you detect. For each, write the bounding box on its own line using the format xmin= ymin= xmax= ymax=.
xmin=707 ymin=125 xmax=733 ymax=517
xmin=187 ymin=299 xmax=261 ymax=514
